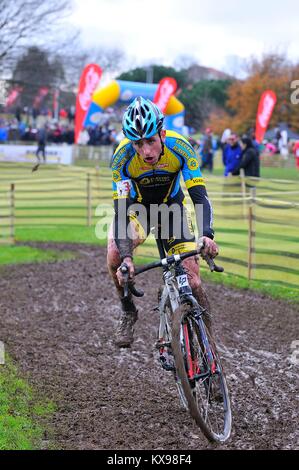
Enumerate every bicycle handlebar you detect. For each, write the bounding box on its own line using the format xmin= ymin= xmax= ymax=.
xmin=121 ymin=243 xmax=224 ymax=298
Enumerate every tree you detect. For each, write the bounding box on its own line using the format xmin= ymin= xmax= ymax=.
xmin=117 ymin=65 xmax=188 ymax=88
xmin=61 ymin=46 xmax=126 ymax=90
xmin=179 ymin=80 xmax=232 ymax=129
xmin=0 ymin=0 xmax=76 ymax=72
xmin=11 ymin=47 xmax=66 ymax=109
xmin=208 ymin=53 xmax=299 ymax=135
xmin=173 ymin=54 xmax=198 ymax=71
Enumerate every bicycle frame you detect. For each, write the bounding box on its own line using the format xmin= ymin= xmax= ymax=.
xmin=154 ymin=235 xmax=216 ymax=376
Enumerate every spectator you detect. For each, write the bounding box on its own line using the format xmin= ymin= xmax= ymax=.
xmin=0 ymin=121 xmax=8 ymax=142
xmin=249 ymin=130 xmax=260 ymax=157
xmin=222 ymin=133 xmax=242 ymax=176
xmin=293 ymin=140 xmax=299 ymax=170
xmin=232 ymin=135 xmax=260 ymax=177
xmin=35 ymin=125 xmax=48 ymax=164
xmin=68 ymin=105 xmax=75 ymax=124
xmin=77 ymin=127 xmax=90 ymax=145
xmin=32 ymin=107 xmax=39 ymax=127
xmin=279 ymin=129 xmax=289 ymax=159
xmin=18 ymin=121 xmax=26 ymax=139
xmin=23 ymin=125 xmax=37 ymax=142
xmin=220 ymin=128 xmax=231 ymax=149
xmin=200 ymin=128 xmax=214 ymax=173
xmin=265 ymin=141 xmax=277 ymax=155
xmin=63 ymin=125 xmax=75 ymax=144
xmin=52 ymin=123 xmax=62 ymax=143
xmin=15 ymin=106 xmax=22 ymax=123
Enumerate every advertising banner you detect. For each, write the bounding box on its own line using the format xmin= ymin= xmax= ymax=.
xmin=33 ymin=87 xmax=49 ymax=108
xmin=5 ymin=86 xmax=23 ymax=108
xmin=153 ymin=77 xmax=177 ymax=113
xmin=255 ymin=90 xmax=277 ymax=143
xmin=0 ymin=144 xmax=73 ymax=165
xmin=75 ymin=64 xmax=102 ymax=143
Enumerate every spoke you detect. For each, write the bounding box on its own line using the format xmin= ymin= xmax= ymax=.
xmin=172 ymin=305 xmax=231 ymax=442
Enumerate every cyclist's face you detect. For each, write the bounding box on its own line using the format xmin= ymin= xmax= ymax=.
xmin=132 ymin=130 xmax=166 ymax=165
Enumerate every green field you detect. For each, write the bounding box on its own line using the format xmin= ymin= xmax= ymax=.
xmin=0 ymin=161 xmax=298 ymax=302
xmin=0 ymin=355 xmax=54 ymax=450
xmin=0 ymin=245 xmax=76 ymax=265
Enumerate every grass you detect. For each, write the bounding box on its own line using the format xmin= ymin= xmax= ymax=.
xmin=15 ymin=225 xmax=102 ymax=245
xmin=0 ymin=355 xmax=55 ymax=450
xmin=201 ymin=269 xmax=299 ymax=305
xmin=209 ymin=165 xmax=299 ymax=181
xmin=0 ymin=245 xmax=76 ymax=265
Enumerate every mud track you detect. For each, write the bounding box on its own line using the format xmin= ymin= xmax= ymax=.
xmin=0 ymin=242 xmax=298 ymax=450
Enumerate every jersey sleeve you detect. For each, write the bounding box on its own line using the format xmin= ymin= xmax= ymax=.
xmin=169 ymin=135 xmax=214 ymax=239
xmin=111 ymin=138 xmax=134 ymax=201
xmin=110 ymin=139 xmax=135 ymax=260
xmin=169 ymin=136 xmax=206 ymax=189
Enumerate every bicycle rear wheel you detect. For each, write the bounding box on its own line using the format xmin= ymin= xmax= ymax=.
xmin=172 ymin=303 xmax=232 ymax=443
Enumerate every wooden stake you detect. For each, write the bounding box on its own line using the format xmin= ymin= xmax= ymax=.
xmin=10 ymin=183 xmax=15 ymax=243
xmin=87 ymin=174 xmax=92 ymax=226
xmin=248 ymin=187 xmax=256 ymax=281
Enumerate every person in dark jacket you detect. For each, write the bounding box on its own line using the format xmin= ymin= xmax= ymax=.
xmin=200 ymin=128 xmax=214 ymax=173
xmin=32 ymin=125 xmax=48 ymax=172
xmin=222 ymin=133 xmax=242 ymax=176
xmin=232 ymin=135 xmax=260 ymax=177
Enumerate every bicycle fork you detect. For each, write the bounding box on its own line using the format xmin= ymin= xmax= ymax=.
xmin=156 ymin=271 xmax=180 ymax=371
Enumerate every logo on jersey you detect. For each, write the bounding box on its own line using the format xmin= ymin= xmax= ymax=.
xmin=139 ymin=176 xmax=171 ymax=185
xmin=187 ymin=158 xmax=199 ymax=170
xmin=112 ymin=170 xmax=121 ymax=182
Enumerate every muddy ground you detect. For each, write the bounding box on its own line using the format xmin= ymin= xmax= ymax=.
xmin=0 ymin=242 xmax=298 ymax=450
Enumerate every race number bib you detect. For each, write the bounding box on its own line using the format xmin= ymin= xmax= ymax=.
xmin=116 ymin=179 xmax=132 ymax=196
xmin=177 ymin=275 xmax=189 ymax=288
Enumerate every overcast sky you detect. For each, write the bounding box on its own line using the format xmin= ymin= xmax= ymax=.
xmin=70 ymin=0 xmax=299 ymax=76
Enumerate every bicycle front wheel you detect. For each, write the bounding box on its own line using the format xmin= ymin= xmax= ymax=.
xmin=171 ymin=303 xmax=232 ymax=443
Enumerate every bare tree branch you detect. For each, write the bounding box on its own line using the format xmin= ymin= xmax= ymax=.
xmin=0 ymin=0 xmax=76 ymax=72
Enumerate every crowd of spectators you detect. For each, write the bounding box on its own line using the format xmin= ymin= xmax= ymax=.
xmin=77 ymin=123 xmax=120 ymax=146
xmin=0 ymin=116 xmax=120 ymax=147
xmin=191 ymin=126 xmax=299 ymax=176
xmin=0 ymin=117 xmax=75 ymax=144
xmin=1 ymin=111 xmax=298 ymax=173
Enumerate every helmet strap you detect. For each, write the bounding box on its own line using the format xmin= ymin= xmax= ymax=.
xmin=158 ymin=131 xmax=165 ymax=159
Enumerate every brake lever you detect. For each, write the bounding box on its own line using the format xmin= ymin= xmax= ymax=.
xmin=129 ymin=283 xmax=144 ymax=297
xmin=120 ymin=263 xmax=144 ymax=297
xmin=201 ymin=253 xmax=224 ymax=273
xmin=120 ymin=264 xmax=130 ymax=297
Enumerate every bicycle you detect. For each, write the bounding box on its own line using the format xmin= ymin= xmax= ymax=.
xmin=121 ymin=232 xmax=232 ymax=443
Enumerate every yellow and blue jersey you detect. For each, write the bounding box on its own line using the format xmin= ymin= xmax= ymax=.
xmin=111 ymin=130 xmax=206 ymax=204
xmin=111 ymin=130 xmax=214 ymax=250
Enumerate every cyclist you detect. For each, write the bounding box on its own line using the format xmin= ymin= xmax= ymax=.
xmin=107 ymin=96 xmax=219 ymax=348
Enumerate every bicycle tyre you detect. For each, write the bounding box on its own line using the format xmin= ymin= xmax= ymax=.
xmin=171 ymin=303 xmax=232 ymax=443
xmin=157 ymin=287 xmax=188 ymax=410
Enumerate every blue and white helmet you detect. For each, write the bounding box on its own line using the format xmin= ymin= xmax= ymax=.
xmin=122 ymin=96 xmax=164 ymax=141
